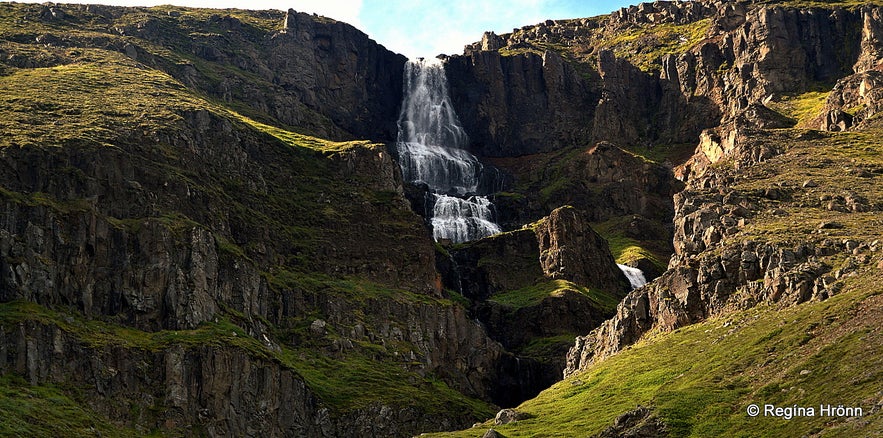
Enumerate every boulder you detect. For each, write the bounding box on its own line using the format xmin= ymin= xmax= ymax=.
xmin=494 ymin=409 xmax=525 ymax=425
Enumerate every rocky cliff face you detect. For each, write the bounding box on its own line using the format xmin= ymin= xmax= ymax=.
xmin=436 ymin=206 xmax=628 ymax=405
xmin=441 ymin=0 xmax=883 ymax=384
xmin=444 ymin=50 xmax=598 ymax=157
xmin=450 ymin=1 xmax=883 ymax=157
xmin=270 ymin=9 xmax=407 ymax=140
xmin=3 ymin=1 xmax=883 ymax=437
xmin=0 ymin=104 xmax=504 ymax=435
xmin=533 ymin=207 xmax=630 ymax=292
xmin=0 ymin=4 xmax=512 ymax=435
xmin=565 ymin=35 xmax=883 ymax=380
xmin=13 ymin=3 xmax=406 ymax=141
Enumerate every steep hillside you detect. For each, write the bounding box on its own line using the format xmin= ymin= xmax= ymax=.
xmin=432 ymin=0 xmax=883 ymax=436
xmin=0 ymin=3 xmax=504 ymax=436
xmin=1 ymin=0 xmax=882 ymax=437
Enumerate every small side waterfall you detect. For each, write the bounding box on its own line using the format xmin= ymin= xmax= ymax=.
xmin=617 ymin=264 xmax=648 ymax=289
xmin=396 ymin=58 xmax=501 ymax=243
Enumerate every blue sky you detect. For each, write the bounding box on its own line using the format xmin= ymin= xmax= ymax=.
xmin=6 ymin=0 xmax=637 ymax=57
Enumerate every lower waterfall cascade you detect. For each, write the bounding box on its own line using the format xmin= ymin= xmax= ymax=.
xmin=617 ymin=264 xmax=648 ymax=289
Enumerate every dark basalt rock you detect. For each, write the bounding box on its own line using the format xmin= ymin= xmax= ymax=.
xmin=444 ymin=50 xmax=598 ymax=157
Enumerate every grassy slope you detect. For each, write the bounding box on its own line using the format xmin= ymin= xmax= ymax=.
xmin=428 ymin=270 xmax=882 ymax=437
xmin=489 ymin=279 xmax=620 ymax=313
xmin=0 ymin=374 xmax=141 ymax=438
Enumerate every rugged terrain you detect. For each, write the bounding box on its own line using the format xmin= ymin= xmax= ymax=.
xmin=0 ymin=1 xmax=881 ymax=437
xmin=431 ymin=0 xmax=883 ymax=436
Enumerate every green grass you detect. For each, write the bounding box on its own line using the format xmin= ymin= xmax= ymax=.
xmin=723 ymin=127 xmax=883 ymax=246
xmin=514 ymin=334 xmax=580 ymax=360
xmin=489 ymin=279 xmax=620 ymax=312
xmin=281 ymin=346 xmax=494 ymax=418
xmin=227 ymin=110 xmax=375 ymax=153
xmin=429 ymin=271 xmax=883 ymax=437
xmin=0 ymin=300 xmax=494 ymax=421
xmin=593 ymin=217 xmax=669 ymax=273
xmin=0 ymin=374 xmax=140 ymax=438
xmin=621 ymin=142 xmax=698 ymax=167
xmin=265 ymin=269 xmax=452 ymax=306
xmin=600 ymin=18 xmax=712 ymax=73
xmin=766 ymin=90 xmax=830 ymax=128
xmin=0 ymin=187 xmax=93 ymax=214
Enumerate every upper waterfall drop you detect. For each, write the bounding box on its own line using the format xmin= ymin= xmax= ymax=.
xmin=395 ymin=58 xmax=501 ymax=243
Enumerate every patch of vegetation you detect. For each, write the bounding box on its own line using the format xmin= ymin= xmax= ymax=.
xmin=766 ymin=90 xmax=830 ymax=128
xmin=513 ymin=334 xmax=578 ymax=360
xmin=0 ymin=187 xmax=93 ymax=214
xmin=594 ymin=216 xmax=669 ymax=273
xmin=281 ymin=346 xmax=493 ymax=418
xmin=227 ymin=110 xmax=374 ymax=154
xmin=601 ymin=18 xmax=712 ymax=73
xmin=727 ymin=127 xmax=883 ymax=246
xmin=0 ymin=300 xmax=495 ymax=421
xmin=489 ymin=279 xmax=620 ymax=312
xmin=0 ymin=374 xmax=140 ymax=438
xmin=621 ymin=142 xmax=698 ymax=167
xmin=265 ymin=269 xmax=452 ymax=307
xmin=429 ymin=271 xmax=883 ymax=437
xmin=0 ymin=53 xmax=203 ymax=148
xmin=445 ymin=289 xmax=472 ymax=309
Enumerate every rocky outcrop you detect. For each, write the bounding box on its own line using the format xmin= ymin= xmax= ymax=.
xmin=0 ymin=321 xmax=330 ymax=437
xmin=819 ymin=71 xmax=883 ymax=131
xmin=450 ymin=206 xmax=629 ymax=300
xmin=565 ymin=237 xmax=857 ymax=375
xmin=267 ymin=9 xmax=407 ymax=140
xmin=592 ymin=406 xmax=667 ymax=438
xmin=607 ymin=1 xmax=716 ymax=29
xmin=494 ymin=142 xmax=681 ymax=230
xmin=534 ymin=207 xmax=630 ymax=292
xmin=439 ymin=206 xmax=628 ymax=405
xmin=565 ymin=130 xmax=881 ymax=376
xmin=451 ymin=2 xmax=880 ymax=157
xmin=494 ymin=408 xmax=528 ymax=425
xmin=855 ymin=6 xmax=883 ymax=73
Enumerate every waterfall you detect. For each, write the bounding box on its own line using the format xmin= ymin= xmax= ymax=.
xmin=617 ymin=264 xmax=648 ymax=289
xmin=396 ymin=58 xmax=501 ymax=243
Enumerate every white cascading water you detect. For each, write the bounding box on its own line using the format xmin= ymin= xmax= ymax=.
xmin=396 ymin=58 xmax=501 ymax=243
xmin=617 ymin=264 xmax=648 ymax=289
